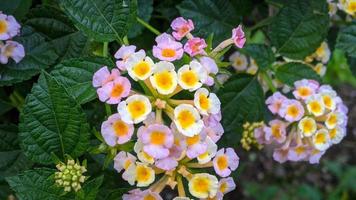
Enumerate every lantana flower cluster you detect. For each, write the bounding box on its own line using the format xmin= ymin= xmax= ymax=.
xmin=328 ymin=0 xmax=356 ymax=17
xmin=254 ymin=79 xmax=348 ymax=164
xmin=0 ymin=12 xmax=25 ymax=64
xmin=93 ymin=17 xmax=245 ymax=199
xmin=54 ymin=160 xmax=87 ymax=192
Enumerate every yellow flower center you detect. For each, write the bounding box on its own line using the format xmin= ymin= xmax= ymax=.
xmin=127 ymin=100 xmax=146 ymax=119
xmin=179 ymin=25 xmax=189 ymax=35
xmin=199 ymin=94 xmax=210 ymax=110
xmin=235 ymin=58 xmax=243 ymax=66
xmin=162 ymin=48 xmax=176 ymax=58
xmin=111 ymin=84 xmax=124 ymax=98
xmin=301 ymin=119 xmax=315 ymax=134
xmin=123 ymin=159 xmax=132 ymax=170
xmin=286 ymin=105 xmax=299 ymax=118
xmin=181 ymin=70 xmax=198 ymax=87
xmin=271 ymin=124 xmax=282 ymax=139
xmin=192 ymin=177 xmax=210 ymax=194
xmin=154 ymin=71 xmax=174 ymax=90
xmin=329 ymin=128 xmax=337 ymax=139
xmin=186 ymin=134 xmax=200 ymax=146
xmin=217 ymin=155 xmax=228 ymax=170
xmin=220 ymin=182 xmax=228 ymax=193
xmin=113 ymin=120 xmax=129 ymax=137
xmin=198 ymin=151 xmax=209 ymax=159
xmin=348 ymin=2 xmax=356 ymax=12
xmin=327 ymin=113 xmax=338 ymax=126
xmin=295 ymin=146 xmax=306 ymax=155
xmin=309 ymin=101 xmax=322 ymax=114
xmin=144 ymin=194 xmax=156 ymax=200
xmin=177 ymin=110 xmax=195 ymax=129
xmin=315 ymin=133 xmax=326 ymax=144
xmin=297 ymin=87 xmax=311 ymax=98
xmin=0 ymin=20 xmax=7 ymax=34
xmin=133 ymin=61 xmax=150 ymax=78
xmin=316 ymin=46 xmax=325 ymax=57
xmin=150 ymin=131 xmax=166 ymax=145
xmin=136 ymin=165 xmax=152 ymax=182
xmin=323 ymin=95 xmax=333 ymax=109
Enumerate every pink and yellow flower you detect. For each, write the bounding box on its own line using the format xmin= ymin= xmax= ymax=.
xmin=278 ymin=99 xmax=304 ymax=122
xmin=174 ymin=104 xmax=204 ymax=137
xmin=153 ymin=33 xmax=183 ymax=61
xmin=263 ymin=119 xmax=287 ymax=143
xmin=114 ymin=45 xmax=139 ymax=71
xmin=150 ymin=61 xmax=178 ymax=95
xmin=184 ymin=132 xmax=208 ymax=159
xmin=288 ymin=145 xmax=311 ymax=161
xmin=114 ymin=151 xmax=136 ymax=173
xmin=177 ymin=61 xmax=208 ymax=91
xmin=265 ymin=92 xmax=287 ymax=115
xmin=171 ymin=17 xmax=194 ymax=40
xmin=298 ymin=117 xmax=317 ymax=137
xmin=199 ymin=56 xmax=218 ymax=86
xmin=293 ymin=79 xmax=319 ymax=100
xmin=188 ymin=173 xmax=219 ymax=198
xmin=306 ymin=95 xmax=325 ymax=117
xmin=194 ymin=88 xmax=221 ymax=115
xmin=101 ymin=113 xmax=134 ymax=146
xmin=0 ymin=41 xmax=25 ymax=64
xmin=123 ymin=189 xmax=162 ymax=200
xmin=229 ymin=51 xmax=248 ymax=71
xmin=184 ymin=37 xmax=207 ymax=57
xmin=96 ymin=75 xmax=131 ymax=104
xmin=138 ymin=124 xmax=174 ymax=159
xmin=312 ymin=129 xmax=331 ymax=151
xmin=118 ymin=94 xmax=152 ymax=124
xmin=126 ymin=51 xmax=155 ymax=81
xmin=0 ymin=13 xmax=20 ymax=40
xmin=123 ymin=162 xmax=155 ymax=187
xmin=231 ymin=25 xmax=246 ymax=48
xmin=197 ymin=137 xmax=217 ymax=164
xmin=213 ymin=148 xmax=239 ymax=177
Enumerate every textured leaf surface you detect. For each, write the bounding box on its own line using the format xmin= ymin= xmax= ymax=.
xmin=19 ymin=73 xmax=90 ymax=164
xmin=241 ymin=44 xmax=275 ymax=70
xmin=59 ymin=0 xmax=137 ymax=42
xmin=217 ymin=75 xmax=265 ymax=145
xmin=269 ymin=0 xmax=329 ymax=60
xmin=336 ymin=20 xmax=356 ymax=58
xmin=51 ymin=57 xmax=114 ymax=104
xmin=0 ymin=27 xmax=59 ymax=86
xmin=275 ymin=62 xmax=321 ymax=86
xmin=6 ymin=168 xmax=69 ymax=200
xmin=177 ymin=0 xmax=241 ymax=43
xmin=0 ymin=0 xmax=32 ymax=20
xmin=128 ymin=0 xmax=153 ymax=38
xmin=0 ymin=124 xmax=32 ymax=180
xmin=76 ymin=176 xmax=104 ymax=200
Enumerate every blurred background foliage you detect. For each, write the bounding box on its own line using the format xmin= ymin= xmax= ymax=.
xmin=0 ymin=0 xmax=355 ymax=199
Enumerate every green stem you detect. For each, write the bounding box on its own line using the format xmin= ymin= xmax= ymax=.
xmin=123 ymin=36 xmax=129 ymax=45
xmin=103 ymin=42 xmax=108 ymax=57
xmin=105 ymin=104 xmax=112 ymax=116
xmin=136 ymin=17 xmax=161 ymax=36
xmin=260 ymin=71 xmax=277 ymax=92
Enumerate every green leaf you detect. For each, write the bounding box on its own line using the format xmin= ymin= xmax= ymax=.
xmin=51 ymin=57 xmax=114 ymax=104
xmin=0 ymin=0 xmax=32 ymax=20
xmin=128 ymin=0 xmax=153 ymax=38
xmin=297 ymin=184 xmax=322 ymax=200
xmin=51 ymin=32 xmax=90 ymax=61
xmin=241 ymin=44 xmax=275 ymax=70
xmin=348 ymin=56 xmax=356 ymax=77
xmin=59 ymin=0 xmax=138 ymax=42
xmin=217 ymin=75 xmax=265 ymax=145
xmin=275 ymin=62 xmax=321 ymax=86
xmin=336 ymin=20 xmax=356 ymax=58
xmin=0 ymin=124 xmax=32 ymax=180
xmin=177 ymin=0 xmax=241 ymax=43
xmin=0 ymin=26 xmax=59 ymax=86
xmin=269 ymin=0 xmax=329 ymax=60
xmin=76 ymin=176 xmax=104 ymax=200
xmin=19 ymin=72 xmax=90 ymax=164
xmin=6 ymin=168 xmax=70 ymax=200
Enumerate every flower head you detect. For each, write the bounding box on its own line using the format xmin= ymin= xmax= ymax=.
xmin=213 ymin=148 xmax=239 ymax=177
xmin=149 ymin=62 xmax=177 ymax=95
xmin=0 ymin=13 xmax=20 ymax=40
xmin=263 ymin=119 xmax=287 ymax=144
xmin=0 ymin=40 xmax=25 ymax=64
xmin=312 ymin=129 xmax=331 ymax=151
xmin=101 ymin=113 xmax=134 ymax=146
xmin=184 ymin=37 xmax=207 ymax=57
xmin=138 ymin=124 xmax=174 ymax=159
xmin=229 ymin=51 xmax=248 ymax=71
xmin=306 ymin=95 xmax=325 ymax=117
xmin=199 ymin=56 xmax=218 ymax=86
xmin=55 ymin=160 xmax=86 ymax=192
xmin=126 ymin=51 xmax=154 ymax=81
xmin=114 ymin=151 xmax=136 ymax=173
xmin=194 ymin=88 xmax=220 ymax=115
xmin=171 ymin=17 xmax=194 ymax=40
xmin=231 ymin=25 xmax=246 ymax=48
xmin=279 ymin=99 xmax=305 ymax=122
xmin=123 ymin=162 xmax=155 ymax=187
xmin=188 ymin=173 xmax=219 ymax=198
xmin=177 ymin=60 xmax=208 ymax=91
xmin=123 ymin=189 xmax=163 ymax=200
xmin=298 ymin=117 xmax=317 ymax=137
xmin=153 ymin=33 xmax=183 ymax=61
xmin=114 ymin=45 xmax=139 ymax=70
xmin=174 ymin=104 xmax=204 ymax=137
xmin=265 ymin=92 xmax=287 ymax=115
xmin=293 ymin=79 xmax=319 ymax=100
xmin=118 ymin=94 xmax=152 ymax=124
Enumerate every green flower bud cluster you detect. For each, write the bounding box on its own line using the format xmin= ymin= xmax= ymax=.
xmin=54 ymin=160 xmax=87 ymax=192
xmin=241 ymin=121 xmax=264 ymax=151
